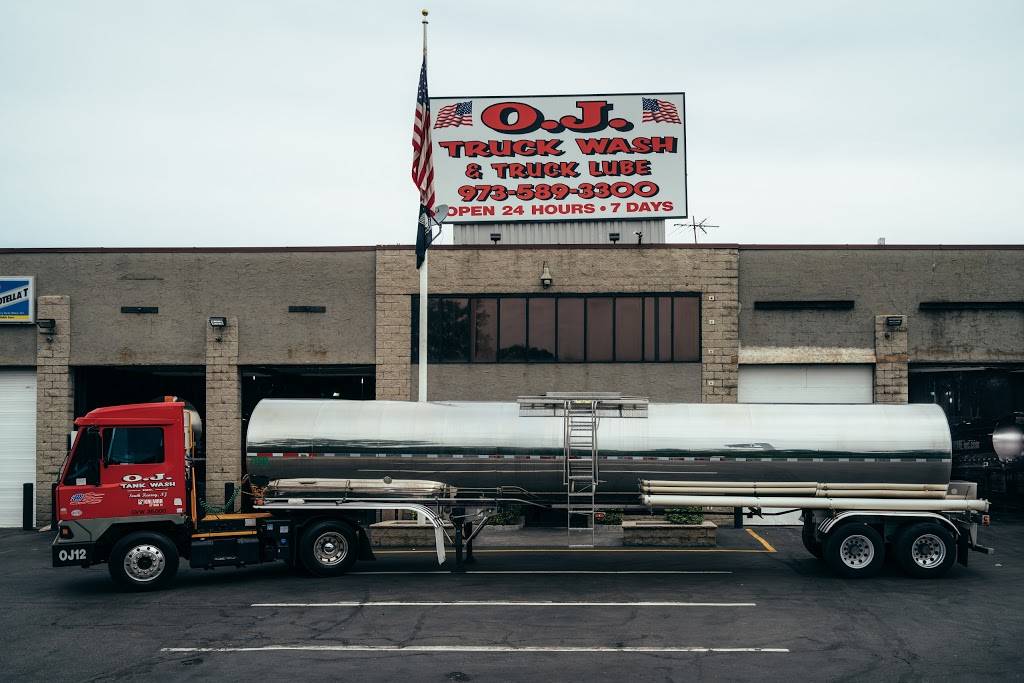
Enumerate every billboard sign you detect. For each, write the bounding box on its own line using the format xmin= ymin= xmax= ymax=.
xmin=430 ymin=92 xmax=686 ymax=223
xmin=0 ymin=276 xmax=35 ymax=323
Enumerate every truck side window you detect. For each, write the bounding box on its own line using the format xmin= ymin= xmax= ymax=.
xmin=106 ymin=427 xmax=165 ymax=465
xmin=63 ymin=431 xmax=101 ymax=485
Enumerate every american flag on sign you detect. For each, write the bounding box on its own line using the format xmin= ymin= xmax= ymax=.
xmin=642 ymin=97 xmax=682 ymax=124
xmin=434 ymin=101 xmax=473 ymax=128
xmin=70 ymin=492 xmax=104 ymax=504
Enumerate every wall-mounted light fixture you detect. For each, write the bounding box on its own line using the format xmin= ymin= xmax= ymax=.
xmin=884 ymin=315 xmax=904 ymax=329
xmin=540 ymin=262 xmax=553 ymax=289
xmin=609 ymin=232 xmax=620 ymax=244
xmin=208 ymin=316 xmax=227 ymax=328
xmin=36 ymin=318 xmax=56 ymax=341
xmin=489 ymin=232 xmax=501 ymax=244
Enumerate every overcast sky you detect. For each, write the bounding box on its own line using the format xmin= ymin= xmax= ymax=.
xmin=2 ymin=1 xmax=1021 ymax=247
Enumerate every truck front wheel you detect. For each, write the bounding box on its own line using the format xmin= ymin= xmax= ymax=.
xmin=823 ymin=524 xmax=885 ymax=578
xmin=108 ymin=531 xmax=180 ymax=591
xmin=299 ymin=521 xmax=358 ymax=577
xmin=894 ymin=523 xmax=956 ymax=579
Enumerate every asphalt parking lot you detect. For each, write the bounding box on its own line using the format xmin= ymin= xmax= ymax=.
xmin=3 ymin=523 xmax=1023 ymax=682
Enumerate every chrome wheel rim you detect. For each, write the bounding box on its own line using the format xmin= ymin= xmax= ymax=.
xmin=313 ymin=532 xmax=349 ymax=566
xmin=910 ymin=533 xmax=946 ymax=569
xmin=124 ymin=544 xmax=166 ymax=582
xmin=839 ymin=534 xmax=875 ymax=569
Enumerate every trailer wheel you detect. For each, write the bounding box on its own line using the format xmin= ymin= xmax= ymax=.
xmin=801 ymin=521 xmax=823 ymax=559
xmin=894 ymin=523 xmax=956 ymax=579
xmin=108 ymin=531 xmax=179 ymax=591
xmin=299 ymin=521 xmax=357 ymax=577
xmin=823 ymin=524 xmax=885 ymax=578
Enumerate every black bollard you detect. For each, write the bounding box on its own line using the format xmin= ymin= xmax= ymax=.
xmin=23 ymin=483 xmax=33 ymax=530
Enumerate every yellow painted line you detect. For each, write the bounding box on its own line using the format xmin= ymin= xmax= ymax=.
xmin=374 ymin=547 xmax=771 ymax=555
xmin=745 ymin=528 xmax=776 ymax=553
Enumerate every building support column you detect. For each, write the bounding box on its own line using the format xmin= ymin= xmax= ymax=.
xmin=205 ymin=316 xmax=241 ymax=506
xmin=874 ymin=314 xmax=909 ymax=404
xmin=375 ymin=294 xmax=412 ymax=400
xmin=35 ymin=295 xmax=72 ymax=526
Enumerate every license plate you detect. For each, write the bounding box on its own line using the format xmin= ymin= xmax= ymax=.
xmin=52 ymin=544 xmax=92 ymax=567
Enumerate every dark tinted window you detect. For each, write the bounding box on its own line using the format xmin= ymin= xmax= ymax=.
xmin=412 ymin=293 xmax=699 ymax=363
xmin=658 ymin=297 xmax=673 ymax=361
xmin=586 ymin=298 xmax=613 ymax=361
xmin=528 ymin=298 xmax=556 ymax=361
xmin=557 ymin=298 xmax=585 ymax=361
xmin=428 ymin=297 xmax=469 ymax=362
xmin=615 ymin=297 xmax=642 ymax=361
xmin=106 ymin=427 xmax=164 ymax=465
xmin=471 ymin=298 xmax=497 ymax=362
xmin=643 ymin=297 xmax=656 ymax=361
xmin=498 ymin=298 xmax=526 ymax=361
xmin=673 ymin=296 xmax=700 ymax=361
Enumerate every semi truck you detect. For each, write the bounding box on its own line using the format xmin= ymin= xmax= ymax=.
xmin=51 ymin=394 xmax=1019 ymax=590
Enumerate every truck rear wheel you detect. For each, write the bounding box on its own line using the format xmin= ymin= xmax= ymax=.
xmin=894 ymin=522 xmax=956 ymax=579
xmin=108 ymin=531 xmax=179 ymax=591
xmin=299 ymin=521 xmax=357 ymax=577
xmin=823 ymin=524 xmax=885 ymax=578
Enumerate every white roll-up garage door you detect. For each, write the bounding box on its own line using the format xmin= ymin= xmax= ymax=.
xmin=738 ymin=364 xmax=873 ymax=404
xmin=0 ymin=370 xmax=36 ymax=527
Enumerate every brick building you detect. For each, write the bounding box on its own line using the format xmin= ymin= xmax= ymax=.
xmin=1 ymin=243 xmax=1022 ymax=525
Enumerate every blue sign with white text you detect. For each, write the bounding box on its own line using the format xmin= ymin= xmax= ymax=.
xmin=0 ymin=277 xmax=35 ymax=323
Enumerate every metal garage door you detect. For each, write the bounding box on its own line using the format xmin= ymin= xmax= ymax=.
xmin=0 ymin=370 xmax=36 ymax=527
xmin=739 ymin=364 xmax=873 ymax=404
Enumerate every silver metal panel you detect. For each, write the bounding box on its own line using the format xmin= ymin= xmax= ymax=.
xmin=453 ymin=220 xmax=665 ymax=245
xmin=245 ymin=400 xmax=953 ymax=498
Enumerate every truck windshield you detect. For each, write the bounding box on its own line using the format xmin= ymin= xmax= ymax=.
xmin=63 ymin=431 xmax=101 ymax=485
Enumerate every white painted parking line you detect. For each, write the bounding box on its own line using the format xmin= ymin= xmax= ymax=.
xmin=251 ymin=600 xmax=755 ymax=608
xmin=349 ymin=570 xmax=731 ymax=575
xmin=163 ymin=645 xmax=787 ymax=654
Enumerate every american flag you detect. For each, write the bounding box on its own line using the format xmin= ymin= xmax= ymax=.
xmin=642 ymin=97 xmax=682 ymax=124
xmin=434 ymin=101 xmax=473 ymax=128
xmin=70 ymin=492 xmax=104 ymax=504
xmin=412 ymin=56 xmax=436 ymax=269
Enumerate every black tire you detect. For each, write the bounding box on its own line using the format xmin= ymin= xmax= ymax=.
xmin=108 ymin=531 xmax=180 ymax=591
xmin=802 ymin=521 xmax=824 ymax=559
xmin=299 ymin=521 xmax=358 ymax=577
xmin=894 ymin=522 xmax=957 ymax=579
xmin=823 ymin=524 xmax=885 ymax=578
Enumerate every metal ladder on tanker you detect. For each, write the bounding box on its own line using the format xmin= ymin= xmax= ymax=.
xmin=565 ymin=400 xmax=599 ymax=548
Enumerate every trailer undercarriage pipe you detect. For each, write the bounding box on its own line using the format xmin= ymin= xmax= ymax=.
xmin=642 ymin=494 xmax=989 ymax=513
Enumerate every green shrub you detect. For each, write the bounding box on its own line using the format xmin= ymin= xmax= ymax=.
xmin=488 ymin=505 xmax=523 ymax=525
xmin=597 ymin=509 xmax=623 ymax=525
xmin=665 ymin=506 xmax=704 ymax=525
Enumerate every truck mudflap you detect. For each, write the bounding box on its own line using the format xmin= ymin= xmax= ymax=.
xmin=52 ymin=542 xmax=96 ymax=567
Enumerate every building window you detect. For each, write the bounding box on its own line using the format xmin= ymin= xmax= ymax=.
xmin=412 ymin=293 xmax=700 ymax=363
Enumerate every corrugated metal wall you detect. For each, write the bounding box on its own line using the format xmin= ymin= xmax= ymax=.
xmin=453 ymin=220 xmax=666 ymax=245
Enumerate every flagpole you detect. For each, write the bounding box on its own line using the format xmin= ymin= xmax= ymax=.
xmin=417 ymin=9 xmax=429 ymax=403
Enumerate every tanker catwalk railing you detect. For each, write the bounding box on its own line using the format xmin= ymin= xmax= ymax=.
xmin=518 ymin=393 xmax=649 ymax=548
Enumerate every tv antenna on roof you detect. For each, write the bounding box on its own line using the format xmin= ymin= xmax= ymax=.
xmin=671 ymin=217 xmax=719 ymax=244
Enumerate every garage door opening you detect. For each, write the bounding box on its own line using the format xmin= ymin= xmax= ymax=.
xmin=74 ymin=366 xmax=205 ymax=419
xmin=241 ymin=365 xmax=374 ymax=426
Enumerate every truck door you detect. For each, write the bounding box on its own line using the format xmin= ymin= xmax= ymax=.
xmin=59 ymin=425 xmax=183 ymax=522
xmin=100 ymin=425 xmax=183 ymax=518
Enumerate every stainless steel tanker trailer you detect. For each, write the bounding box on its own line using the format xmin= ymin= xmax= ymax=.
xmin=244 ymin=393 xmax=1008 ymax=579
xmin=52 ymin=394 xmax=1017 ymax=589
